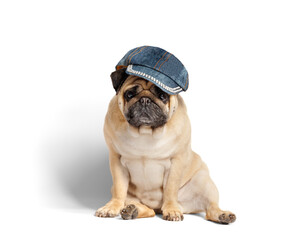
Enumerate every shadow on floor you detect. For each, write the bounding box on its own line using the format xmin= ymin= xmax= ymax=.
xmin=42 ymin=131 xmax=112 ymax=211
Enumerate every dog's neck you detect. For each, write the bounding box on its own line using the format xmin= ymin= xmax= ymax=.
xmin=139 ymin=125 xmax=153 ymax=135
xmin=127 ymin=125 xmax=166 ymax=139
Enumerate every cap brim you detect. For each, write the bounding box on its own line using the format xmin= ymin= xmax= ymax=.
xmin=125 ymin=65 xmax=183 ymax=95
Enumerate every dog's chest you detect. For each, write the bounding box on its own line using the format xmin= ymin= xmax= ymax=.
xmin=120 ymin=156 xmax=171 ymax=191
xmin=115 ymin=129 xmax=175 ymax=196
xmin=115 ymin=130 xmax=175 ymax=159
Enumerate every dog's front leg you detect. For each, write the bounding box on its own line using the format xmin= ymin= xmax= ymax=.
xmin=95 ymin=148 xmax=129 ymax=218
xmin=161 ymin=155 xmax=186 ymax=221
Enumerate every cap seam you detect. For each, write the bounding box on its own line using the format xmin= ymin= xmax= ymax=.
xmin=128 ymin=63 xmax=183 ymax=87
xmin=128 ymin=46 xmax=148 ymax=64
xmin=127 ymin=64 xmax=181 ymax=90
xmin=158 ymin=53 xmax=172 ymax=71
xmin=126 ymin=65 xmax=182 ymax=94
xmin=126 ymin=47 xmax=140 ymax=64
xmin=153 ymin=51 xmax=167 ymax=69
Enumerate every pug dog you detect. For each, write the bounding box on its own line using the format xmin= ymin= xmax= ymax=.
xmin=95 ymin=68 xmax=236 ymax=223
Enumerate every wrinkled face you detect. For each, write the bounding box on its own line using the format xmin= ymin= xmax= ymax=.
xmin=119 ymin=76 xmax=173 ymax=128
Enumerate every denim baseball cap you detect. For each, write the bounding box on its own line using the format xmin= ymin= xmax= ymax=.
xmin=115 ymin=46 xmax=189 ymax=95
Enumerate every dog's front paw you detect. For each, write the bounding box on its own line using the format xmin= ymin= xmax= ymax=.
xmin=162 ymin=203 xmax=184 ymax=221
xmin=162 ymin=209 xmax=184 ymax=221
xmin=95 ymin=200 xmax=124 ymax=218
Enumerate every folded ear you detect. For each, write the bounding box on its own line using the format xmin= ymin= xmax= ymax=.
xmin=110 ymin=68 xmax=129 ymax=94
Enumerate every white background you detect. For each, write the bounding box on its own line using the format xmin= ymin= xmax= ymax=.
xmin=1 ymin=0 xmax=296 ymax=239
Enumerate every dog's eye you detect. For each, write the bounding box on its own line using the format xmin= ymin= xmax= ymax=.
xmin=124 ymin=86 xmax=138 ymax=101
xmin=124 ymin=90 xmax=136 ymax=101
xmin=125 ymin=91 xmax=134 ymax=99
xmin=158 ymin=92 xmax=169 ymax=103
xmin=153 ymin=86 xmax=169 ymax=103
xmin=159 ymin=93 xmax=168 ymax=102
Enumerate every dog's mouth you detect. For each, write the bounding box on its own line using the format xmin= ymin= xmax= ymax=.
xmin=137 ymin=113 xmax=152 ymax=123
xmin=125 ymin=101 xmax=167 ymax=128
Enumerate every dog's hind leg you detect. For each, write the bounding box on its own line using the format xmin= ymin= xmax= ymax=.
xmin=200 ymin=168 xmax=236 ymax=224
xmin=178 ymin=155 xmax=236 ymax=224
xmin=205 ymin=203 xmax=236 ymax=224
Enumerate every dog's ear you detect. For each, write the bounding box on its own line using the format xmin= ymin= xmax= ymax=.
xmin=110 ymin=68 xmax=129 ymax=94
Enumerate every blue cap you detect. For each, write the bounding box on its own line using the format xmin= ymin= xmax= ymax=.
xmin=115 ymin=46 xmax=189 ymax=95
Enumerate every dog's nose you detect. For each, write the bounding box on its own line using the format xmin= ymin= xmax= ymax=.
xmin=140 ymin=97 xmax=151 ymax=106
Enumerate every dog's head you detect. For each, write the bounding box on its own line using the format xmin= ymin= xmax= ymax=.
xmin=111 ymin=68 xmax=178 ymax=128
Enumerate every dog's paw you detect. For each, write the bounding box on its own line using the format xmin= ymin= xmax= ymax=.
xmin=120 ymin=204 xmax=138 ymax=220
xmin=162 ymin=202 xmax=184 ymax=221
xmin=163 ymin=211 xmax=184 ymax=221
xmin=162 ymin=208 xmax=184 ymax=221
xmin=218 ymin=212 xmax=236 ymax=224
xmin=95 ymin=206 xmax=119 ymax=218
xmin=95 ymin=200 xmax=124 ymax=218
xmin=206 ymin=204 xmax=236 ymax=224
